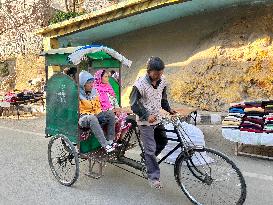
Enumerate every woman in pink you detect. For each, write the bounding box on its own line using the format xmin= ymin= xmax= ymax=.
xmin=94 ymin=69 xmax=130 ymax=141
xmin=94 ymin=69 xmax=119 ymax=111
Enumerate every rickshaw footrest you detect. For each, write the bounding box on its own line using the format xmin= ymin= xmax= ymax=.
xmin=85 ymin=158 xmax=106 ymax=179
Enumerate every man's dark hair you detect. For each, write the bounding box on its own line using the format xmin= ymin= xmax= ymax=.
xmin=68 ymin=67 xmax=77 ymax=76
xmin=147 ymin=57 xmax=165 ymax=71
xmin=110 ymin=70 xmax=116 ymax=75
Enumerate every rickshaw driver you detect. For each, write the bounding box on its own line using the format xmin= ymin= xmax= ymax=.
xmin=78 ymin=71 xmax=117 ymax=153
xmin=129 ymin=57 xmax=177 ymax=189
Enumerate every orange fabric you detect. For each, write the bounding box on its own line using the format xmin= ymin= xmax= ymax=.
xmin=79 ymin=96 xmax=102 ymax=115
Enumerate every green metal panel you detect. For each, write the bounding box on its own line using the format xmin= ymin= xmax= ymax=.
xmin=46 ymin=74 xmax=78 ymax=143
xmin=80 ymin=134 xmax=101 ymax=153
xmin=109 ymin=77 xmax=120 ymax=106
xmin=46 ymin=73 xmax=102 ymax=153
xmin=92 ymin=59 xmax=121 ymax=68
xmin=86 ymin=51 xmax=112 ymax=59
xmin=46 ymin=54 xmax=72 ymax=66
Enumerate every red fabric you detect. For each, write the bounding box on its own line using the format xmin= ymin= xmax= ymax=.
xmin=243 ymin=117 xmax=264 ymax=125
xmin=240 ymin=128 xmax=264 ymax=133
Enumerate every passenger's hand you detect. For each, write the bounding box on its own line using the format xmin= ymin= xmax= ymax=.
xmin=169 ymin=109 xmax=178 ymax=115
xmin=113 ymin=108 xmax=121 ymax=115
xmin=148 ymin=115 xmax=157 ymax=123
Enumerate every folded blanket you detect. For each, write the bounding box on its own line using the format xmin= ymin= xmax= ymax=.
xmin=228 ymin=113 xmax=245 ymax=118
xmin=222 ymin=121 xmax=241 ymax=126
xmin=223 ymin=116 xmax=242 ymax=122
xmin=264 ymin=124 xmax=273 ymax=127
xmin=244 ymin=101 xmax=262 ymax=107
xmin=243 ymin=121 xmax=263 ymax=126
xmin=244 ymin=112 xmax=265 ymax=117
xmin=240 ymin=123 xmax=263 ymax=130
xmin=240 ymin=128 xmax=264 ymax=133
xmin=222 ymin=125 xmax=240 ymax=129
xmin=230 ymin=102 xmax=245 ymax=107
xmin=264 ymin=126 xmax=273 ymax=131
xmin=243 ymin=117 xmax=264 ymax=125
xmin=262 ymin=100 xmax=273 ymax=106
xmin=244 ymin=107 xmax=265 ymax=113
xmin=264 ymin=109 xmax=273 ymax=113
xmin=265 ymin=117 xmax=273 ymax=120
xmin=246 ymin=116 xmax=263 ymax=120
xmin=265 ymin=121 xmax=273 ymax=125
xmin=229 ymin=108 xmax=244 ymax=114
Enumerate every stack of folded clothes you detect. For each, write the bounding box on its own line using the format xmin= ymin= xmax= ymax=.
xmin=264 ymin=114 xmax=273 ymax=132
xmin=263 ymin=101 xmax=273 ymax=132
xmin=222 ymin=115 xmax=242 ymax=129
xmin=240 ymin=101 xmax=265 ymax=133
xmin=263 ymin=100 xmax=273 ymax=113
xmin=222 ymin=102 xmax=245 ymax=129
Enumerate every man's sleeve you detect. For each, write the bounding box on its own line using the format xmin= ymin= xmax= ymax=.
xmin=129 ymin=86 xmax=150 ymax=121
xmin=161 ymin=86 xmax=171 ymax=112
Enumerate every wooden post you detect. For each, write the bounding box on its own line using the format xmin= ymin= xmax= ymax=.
xmin=45 ymin=65 xmax=49 ymax=83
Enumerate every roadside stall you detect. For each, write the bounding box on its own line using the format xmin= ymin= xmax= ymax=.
xmin=222 ymin=100 xmax=273 ymax=159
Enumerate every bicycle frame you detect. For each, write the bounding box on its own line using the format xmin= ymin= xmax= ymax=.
xmin=157 ymin=126 xmax=185 ymax=165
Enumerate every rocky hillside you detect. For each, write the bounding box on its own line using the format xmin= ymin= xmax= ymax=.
xmin=167 ymin=5 xmax=273 ymax=111
xmin=0 ymin=0 xmax=118 ymax=92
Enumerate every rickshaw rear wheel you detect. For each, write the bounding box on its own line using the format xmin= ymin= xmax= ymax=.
xmin=48 ymin=134 xmax=79 ymax=186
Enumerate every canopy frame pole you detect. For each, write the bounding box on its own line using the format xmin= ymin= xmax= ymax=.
xmin=119 ymin=66 xmax=122 ymax=107
xmin=76 ymin=65 xmax=81 ymax=148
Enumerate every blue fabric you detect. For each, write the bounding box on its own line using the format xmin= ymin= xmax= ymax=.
xmin=229 ymin=107 xmax=244 ymax=114
xmin=79 ymin=71 xmax=96 ymax=100
xmin=76 ymin=44 xmax=103 ymax=52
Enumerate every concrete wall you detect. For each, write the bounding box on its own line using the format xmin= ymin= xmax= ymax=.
xmin=101 ymin=4 xmax=264 ymax=86
xmin=98 ymin=3 xmax=273 ymax=110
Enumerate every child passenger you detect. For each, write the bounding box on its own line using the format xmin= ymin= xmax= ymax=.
xmin=78 ymin=70 xmax=116 ymax=153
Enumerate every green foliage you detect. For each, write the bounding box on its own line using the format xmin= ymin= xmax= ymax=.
xmin=49 ymin=11 xmax=84 ymax=25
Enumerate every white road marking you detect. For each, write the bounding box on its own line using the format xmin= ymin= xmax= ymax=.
xmin=243 ymin=171 xmax=273 ymax=181
xmin=0 ymin=125 xmax=44 ymax=136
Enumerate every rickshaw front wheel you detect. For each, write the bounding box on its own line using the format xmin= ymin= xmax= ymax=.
xmin=174 ymin=147 xmax=246 ymax=205
xmin=48 ymin=134 xmax=79 ymax=186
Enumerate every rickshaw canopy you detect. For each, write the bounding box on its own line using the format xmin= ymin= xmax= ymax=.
xmin=41 ymin=44 xmax=132 ymax=68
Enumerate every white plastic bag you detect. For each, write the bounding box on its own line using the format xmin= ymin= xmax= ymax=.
xmin=162 ymin=121 xmax=213 ymax=165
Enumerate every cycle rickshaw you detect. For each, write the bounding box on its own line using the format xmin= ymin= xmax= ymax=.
xmin=43 ymin=45 xmax=246 ymax=205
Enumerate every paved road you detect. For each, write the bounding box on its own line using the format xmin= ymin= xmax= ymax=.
xmin=0 ymin=117 xmax=272 ymax=205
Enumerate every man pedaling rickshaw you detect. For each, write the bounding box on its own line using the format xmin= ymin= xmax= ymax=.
xmin=130 ymin=57 xmax=177 ymax=189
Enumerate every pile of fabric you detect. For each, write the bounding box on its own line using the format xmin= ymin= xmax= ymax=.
xmin=264 ymin=114 xmax=273 ymax=132
xmin=2 ymin=91 xmax=17 ymax=103
xmin=240 ymin=101 xmax=264 ymax=133
xmin=222 ymin=102 xmax=245 ymax=129
xmin=1 ymin=90 xmax=44 ymax=104
xmin=222 ymin=100 xmax=273 ymax=146
xmin=263 ymin=101 xmax=273 ymax=133
xmin=264 ymin=101 xmax=273 ymax=113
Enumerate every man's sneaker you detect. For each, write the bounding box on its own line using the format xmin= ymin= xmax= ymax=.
xmin=148 ymin=179 xmax=163 ymax=190
xmin=105 ymin=144 xmax=115 ymax=153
